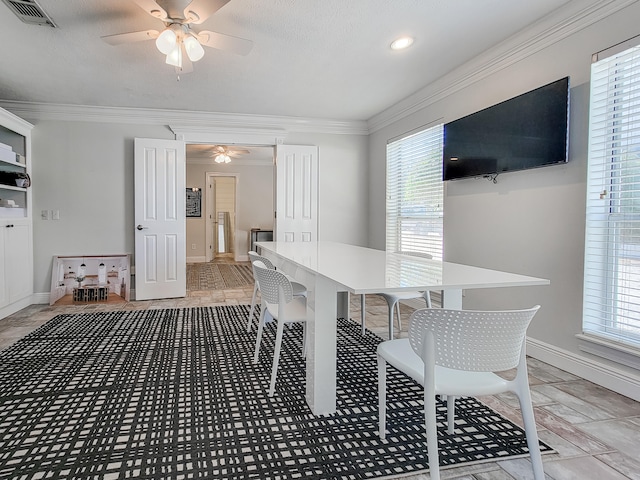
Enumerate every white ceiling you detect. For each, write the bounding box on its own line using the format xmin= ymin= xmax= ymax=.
xmin=0 ymin=0 xmax=574 ymax=122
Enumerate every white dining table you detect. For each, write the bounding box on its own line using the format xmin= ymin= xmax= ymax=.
xmin=255 ymin=241 xmax=549 ymax=416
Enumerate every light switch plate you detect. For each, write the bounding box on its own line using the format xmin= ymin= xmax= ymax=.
xmin=52 ymin=210 xmax=60 ymax=220
xmin=41 ymin=210 xmax=49 ymax=220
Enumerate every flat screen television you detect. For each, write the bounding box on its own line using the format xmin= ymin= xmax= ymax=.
xmin=442 ymin=77 xmax=569 ymax=181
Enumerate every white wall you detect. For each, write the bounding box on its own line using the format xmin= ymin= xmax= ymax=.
xmin=367 ymin=2 xmax=640 ymax=395
xmin=30 ymin=120 xmax=173 ymax=294
xmin=26 ymin=119 xmax=368 ymax=295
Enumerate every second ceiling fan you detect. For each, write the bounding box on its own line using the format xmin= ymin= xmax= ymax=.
xmin=211 ymin=145 xmax=250 ymax=163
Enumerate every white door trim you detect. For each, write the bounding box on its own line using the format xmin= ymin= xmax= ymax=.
xmin=170 ymin=126 xmax=286 ymax=146
xmin=205 ymin=172 xmax=239 ymax=261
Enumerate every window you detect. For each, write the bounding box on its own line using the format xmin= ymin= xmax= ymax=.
xmin=584 ymin=41 xmax=640 ymax=348
xmin=386 ymin=124 xmax=444 ymax=260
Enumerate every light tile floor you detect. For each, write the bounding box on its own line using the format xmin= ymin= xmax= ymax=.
xmin=1 ymin=261 xmax=640 ymax=479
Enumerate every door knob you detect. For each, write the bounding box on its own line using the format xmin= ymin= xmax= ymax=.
xmin=136 ymin=224 xmax=148 ymax=231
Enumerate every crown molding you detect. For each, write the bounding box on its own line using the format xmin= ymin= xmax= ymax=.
xmin=0 ymin=101 xmax=369 ymax=136
xmin=367 ymin=0 xmax=637 ymax=133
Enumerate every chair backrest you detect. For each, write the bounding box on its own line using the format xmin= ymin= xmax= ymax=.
xmin=252 ymin=260 xmax=294 ymax=305
xmin=408 ymin=306 xmax=540 ymax=372
xmin=248 ymin=251 xmax=276 ymax=270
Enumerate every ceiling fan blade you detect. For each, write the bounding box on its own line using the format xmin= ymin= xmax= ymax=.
xmin=101 ymin=30 xmax=159 ymax=45
xmin=183 ymin=0 xmax=230 ymax=24
xmin=229 ymin=148 xmax=250 ymax=154
xmin=131 ymin=0 xmax=168 ymax=19
xmin=197 ymin=31 xmax=253 ymax=56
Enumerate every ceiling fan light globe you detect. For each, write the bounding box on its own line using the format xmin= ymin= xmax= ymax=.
xmin=184 ymin=35 xmax=205 ymax=62
xmin=165 ymin=44 xmax=183 ymax=68
xmin=156 ymin=28 xmax=177 ymax=54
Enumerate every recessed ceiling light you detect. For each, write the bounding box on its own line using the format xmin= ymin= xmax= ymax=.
xmin=390 ymin=36 xmax=414 ymax=51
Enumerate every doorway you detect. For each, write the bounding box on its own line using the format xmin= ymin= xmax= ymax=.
xmin=185 ymin=143 xmax=276 ymax=264
xmin=206 ymin=173 xmax=237 ymax=261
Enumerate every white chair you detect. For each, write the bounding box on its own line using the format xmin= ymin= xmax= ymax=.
xmin=377 ymin=306 xmax=544 ymax=480
xmin=252 ymin=260 xmax=308 ymax=396
xmin=247 ymin=250 xmax=306 ymax=332
xmin=364 ymin=251 xmax=433 ymax=339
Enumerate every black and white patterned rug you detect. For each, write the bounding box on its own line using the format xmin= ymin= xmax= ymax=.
xmin=0 ymin=306 xmax=550 ymax=479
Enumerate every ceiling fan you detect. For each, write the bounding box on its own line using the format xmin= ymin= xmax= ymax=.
xmin=211 ymin=145 xmax=250 ymax=163
xmin=101 ymin=0 xmax=253 ymax=73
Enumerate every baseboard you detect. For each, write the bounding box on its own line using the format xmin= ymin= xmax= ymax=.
xmin=32 ymin=292 xmax=50 ymax=304
xmin=527 ymin=337 xmax=640 ymax=401
xmin=0 ymin=296 xmax=35 ymax=318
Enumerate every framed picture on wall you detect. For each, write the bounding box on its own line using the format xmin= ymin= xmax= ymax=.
xmin=186 ymin=188 xmax=201 ymax=217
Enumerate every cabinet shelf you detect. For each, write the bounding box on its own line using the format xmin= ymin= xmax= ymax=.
xmin=0 ymin=184 xmax=26 ymax=192
xmin=0 ymin=157 xmax=25 ymax=169
xmin=0 ymin=207 xmax=25 ymax=218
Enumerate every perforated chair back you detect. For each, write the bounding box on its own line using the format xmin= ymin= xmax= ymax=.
xmin=252 ymin=261 xmax=294 ymax=306
xmin=408 ymin=306 xmax=540 ymax=372
xmin=248 ymin=251 xmax=276 ymax=270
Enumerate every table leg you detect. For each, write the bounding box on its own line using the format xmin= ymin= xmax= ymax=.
xmin=361 ymin=294 xmax=366 ymax=335
xmin=305 ymin=274 xmax=338 ymax=415
xmin=264 ymin=252 xmax=338 ymax=415
xmin=337 ymin=291 xmax=349 ymax=319
xmin=442 ymin=288 xmax=463 ymax=309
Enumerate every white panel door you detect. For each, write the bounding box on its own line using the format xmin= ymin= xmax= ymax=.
xmin=134 ymin=138 xmax=186 ymax=300
xmin=275 ymin=145 xmax=318 ymax=242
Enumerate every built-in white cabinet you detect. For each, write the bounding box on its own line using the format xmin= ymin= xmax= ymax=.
xmin=0 ymin=107 xmax=33 ymax=318
xmin=0 ymin=221 xmax=32 ymax=307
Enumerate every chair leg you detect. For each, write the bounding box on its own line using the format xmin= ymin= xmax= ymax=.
xmin=361 ymin=294 xmax=366 ymax=335
xmin=517 ymin=389 xmax=545 ymax=480
xmin=446 ymin=396 xmax=456 ymax=434
xmin=301 ymin=322 xmax=307 ymax=358
xmin=377 ymin=354 xmax=387 ymax=439
xmin=424 ymin=389 xmax=441 ymax=480
xmin=247 ymin=283 xmax=258 ymax=332
xmin=268 ymin=319 xmax=286 ymax=396
xmin=424 ymin=291 xmax=432 ymax=309
xmin=395 ymin=303 xmax=402 ymax=331
xmin=253 ymin=306 xmax=266 ymax=364
xmin=387 ymin=300 xmax=397 ymax=340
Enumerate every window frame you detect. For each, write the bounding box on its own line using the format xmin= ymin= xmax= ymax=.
xmin=583 ymin=41 xmax=640 ymax=354
xmin=386 ymin=123 xmax=444 ymax=260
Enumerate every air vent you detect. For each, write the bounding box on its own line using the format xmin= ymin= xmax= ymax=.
xmin=1 ymin=0 xmax=57 ymax=27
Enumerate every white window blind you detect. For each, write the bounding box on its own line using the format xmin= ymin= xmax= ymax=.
xmin=584 ymin=43 xmax=640 ymax=348
xmin=386 ymin=124 xmax=444 ymax=260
